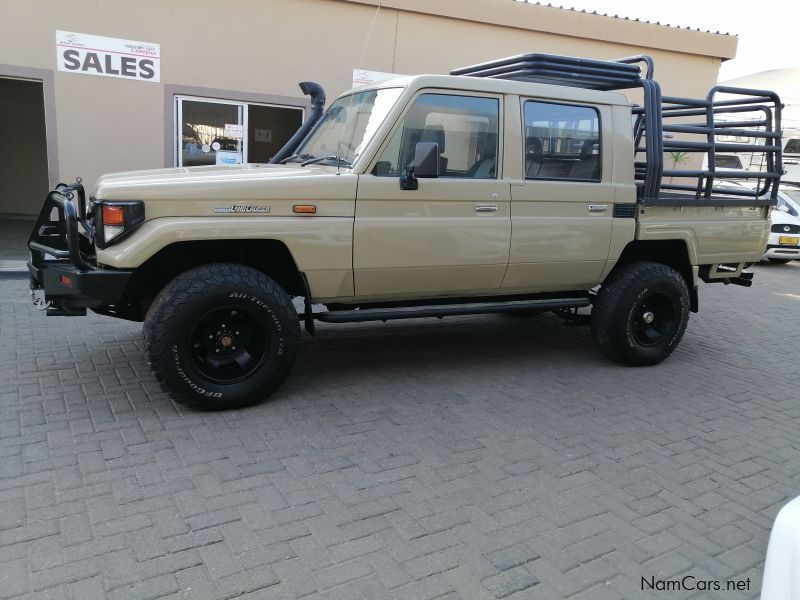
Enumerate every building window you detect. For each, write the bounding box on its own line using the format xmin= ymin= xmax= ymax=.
xmin=524 ymin=101 xmax=601 ymax=181
xmin=375 ymin=93 xmax=499 ymax=179
xmin=175 ymin=95 xmax=303 ymax=167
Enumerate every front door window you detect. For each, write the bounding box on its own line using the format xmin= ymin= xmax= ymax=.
xmin=375 ymin=93 xmax=499 ymax=179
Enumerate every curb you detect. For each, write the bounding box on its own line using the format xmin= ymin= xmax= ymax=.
xmin=0 ymin=270 xmax=29 ymax=280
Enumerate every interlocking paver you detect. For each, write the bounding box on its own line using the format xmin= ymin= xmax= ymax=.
xmin=2 ymin=262 xmax=800 ymax=598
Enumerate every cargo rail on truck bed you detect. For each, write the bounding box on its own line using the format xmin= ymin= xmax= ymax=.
xmin=453 ymin=53 xmax=783 ymax=206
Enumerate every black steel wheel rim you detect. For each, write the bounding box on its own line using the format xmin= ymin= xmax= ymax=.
xmin=186 ymin=304 xmax=270 ymax=384
xmin=632 ymin=292 xmax=677 ymax=347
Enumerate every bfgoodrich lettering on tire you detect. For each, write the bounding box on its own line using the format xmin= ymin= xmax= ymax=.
xmin=143 ymin=263 xmax=300 ymax=410
xmin=591 ymin=261 xmax=690 ymax=366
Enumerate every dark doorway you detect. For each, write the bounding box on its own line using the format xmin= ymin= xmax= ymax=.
xmin=0 ymin=77 xmax=49 ymax=262
xmin=247 ymin=104 xmax=303 ymax=163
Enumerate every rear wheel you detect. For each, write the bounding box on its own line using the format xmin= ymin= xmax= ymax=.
xmin=143 ymin=263 xmax=300 ymax=410
xmin=591 ymin=261 xmax=690 ymax=366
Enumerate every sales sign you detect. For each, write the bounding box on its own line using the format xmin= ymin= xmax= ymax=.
xmin=56 ymin=31 xmax=160 ymax=82
xmin=224 ymin=124 xmax=244 ymax=139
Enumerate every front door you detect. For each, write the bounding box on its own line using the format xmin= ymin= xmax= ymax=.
xmin=354 ymin=92 xmax=510 ymax=301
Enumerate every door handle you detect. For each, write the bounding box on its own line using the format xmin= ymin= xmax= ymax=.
xmin=475 ymin=203 xmax=498 ymax=213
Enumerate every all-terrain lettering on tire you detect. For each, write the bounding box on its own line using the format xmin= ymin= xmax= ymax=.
xmin=144 ymin=263 xmax=300 ymax=410
xmin=171 ymin=344 xmax=223 ymax=398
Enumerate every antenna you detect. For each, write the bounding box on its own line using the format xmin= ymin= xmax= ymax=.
xmin=336 ymin=3 xmax=382 ymax=173
xmin=358 ymin=4 xmax=382 ymax=72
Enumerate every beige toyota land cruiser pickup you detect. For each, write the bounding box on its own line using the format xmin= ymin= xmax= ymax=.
xmin=28 ymin=53 xmax=783 ymax=409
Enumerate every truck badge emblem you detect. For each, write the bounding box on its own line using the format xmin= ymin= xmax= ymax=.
xmin=213 ymin=205 xmax=271 ymax=214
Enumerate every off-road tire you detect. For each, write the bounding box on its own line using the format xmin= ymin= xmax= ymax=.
xmin=768 ymin=258 xmax=791 ymax=264
xmin=143 ymin=263 xmax=300 ymax=410
xmin=591 ymin=261 xmax=690 ymax=366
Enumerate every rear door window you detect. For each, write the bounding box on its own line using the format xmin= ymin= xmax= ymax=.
xmin=524 ymin=101 xmax=601 ymax=181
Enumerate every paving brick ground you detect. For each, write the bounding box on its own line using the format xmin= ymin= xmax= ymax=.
xmin=2 ymin=262 xmax=800 ymax=599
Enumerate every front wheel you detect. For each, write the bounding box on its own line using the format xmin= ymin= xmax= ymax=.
xmin=591 ymin=261 xmax=690 ymax=366
xmin=143 ymin=263 xmax=300 ymax=410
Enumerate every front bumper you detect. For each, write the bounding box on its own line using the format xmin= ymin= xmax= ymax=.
xmin=29 ymin=260 xmax=132 ymax=316
xmin=763 ymin=244 xmax=800 ymax=261
xmin=28 ymin=181 xmax=132 ymax=316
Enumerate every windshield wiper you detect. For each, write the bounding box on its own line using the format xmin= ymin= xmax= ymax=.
xmin=300 ymin=155 xmax=353 ymax=167
xmin=281 ymin=153 xmax=315 ymax=164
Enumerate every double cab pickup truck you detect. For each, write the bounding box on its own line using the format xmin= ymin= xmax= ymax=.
xmin=28 ymin=53 xmax=783 ymax=409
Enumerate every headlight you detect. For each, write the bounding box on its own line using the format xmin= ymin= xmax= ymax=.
xmin=94 ymin=201 xmax=145 ymax=248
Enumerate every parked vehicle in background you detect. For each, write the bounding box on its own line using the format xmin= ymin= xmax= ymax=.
xmin=714 ymin=154 xmax=744 ymax=170
xmin=761 ymin=495 xmax=800 ymax=600
xmin=727 ymin=129 xmax=800 ymax=185
xmin=27 ymin=53 xmax=783 ymax=409
xmin=763 ymin=188 xmax=800 ymax=263
xmin=781 ymin=133 xmax=800 ymax=184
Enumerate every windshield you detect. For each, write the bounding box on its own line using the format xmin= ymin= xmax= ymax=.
xmin=781 ymin=187 xmax=800 ymax=205
xmin=779 ymin=190 xmax=800 ymax=216
xmin=291 ymin=87 xmax=404 ymax=166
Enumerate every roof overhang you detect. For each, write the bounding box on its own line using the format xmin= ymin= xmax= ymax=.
xmin=335 ymin=0 xmax=737 ymax=61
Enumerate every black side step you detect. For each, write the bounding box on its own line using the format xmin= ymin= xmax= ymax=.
xmin=313 ymin=297 xmax=591 ymax=324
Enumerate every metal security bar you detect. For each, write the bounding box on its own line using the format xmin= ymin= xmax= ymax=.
xmin=452 ymin=53 xmax=782 ymax=205
xmin=28 ymin=181 xmax=95 ymax=271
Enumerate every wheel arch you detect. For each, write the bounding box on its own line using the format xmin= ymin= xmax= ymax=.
xmin=121 ymin=239 xmax=304 ymax=316
xmin=606 ymin=239 xmax=698 ymax=312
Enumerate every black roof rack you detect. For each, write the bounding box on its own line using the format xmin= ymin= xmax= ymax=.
xmin=450 ymin=53 xmax=781 ymax=205
xmin=450 ymin=53 xmax=653 ymax=91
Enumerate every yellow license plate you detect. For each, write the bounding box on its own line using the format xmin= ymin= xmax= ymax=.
xmin=779 ymin=236 xmax=800 ymax=246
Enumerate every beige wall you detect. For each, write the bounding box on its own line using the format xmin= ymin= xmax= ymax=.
xmin=0 ymin=0 xmax=735 ymax=196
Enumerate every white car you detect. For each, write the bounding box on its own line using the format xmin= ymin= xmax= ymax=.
xmin=761 ymin=495 xmax=800 ymax=599
xmin=764 ymin=190 xmax=800 ymax=264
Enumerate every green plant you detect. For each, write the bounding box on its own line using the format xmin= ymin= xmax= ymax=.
xmin=666 ymin=151 xmax=690 ymax=184
xmin=667 ymin=151 xmax=690 ymax=169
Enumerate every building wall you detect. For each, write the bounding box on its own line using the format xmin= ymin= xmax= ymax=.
xmin=0 ymin=0 xmax=735 ymax=196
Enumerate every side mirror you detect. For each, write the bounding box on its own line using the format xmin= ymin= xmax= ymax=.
xmin=400 ymin=142 xmax=440 ymax=190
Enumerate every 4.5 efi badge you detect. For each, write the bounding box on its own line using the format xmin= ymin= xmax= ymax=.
xmin=212 ymin=205 xmax=271 ymax=214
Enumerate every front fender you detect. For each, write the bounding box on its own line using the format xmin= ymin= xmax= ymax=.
xmin=96 ymin=217 xmax=354 ymax=300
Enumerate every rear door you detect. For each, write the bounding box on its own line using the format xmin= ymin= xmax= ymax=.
xmin=354 ymin=91 xmax=511 ymax=300
xmin=504 ymin=99 xmax=615 ymax=292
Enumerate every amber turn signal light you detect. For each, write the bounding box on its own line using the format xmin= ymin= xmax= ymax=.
xmin=293 ymin=205 xmax=317 ymax=214
xmin=102 ymin=204 xmax=126 ymax=226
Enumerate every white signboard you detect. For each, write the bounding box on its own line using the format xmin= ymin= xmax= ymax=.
xmin=352 ymin=69 xmax=403 ymax=88
xmin=216 ymin=150 xmax=242 ymax=166
xmin=224 ymin=123 xmax=244 ymax=139
xmin=56 ymin=30 xmax=160 ymax=82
